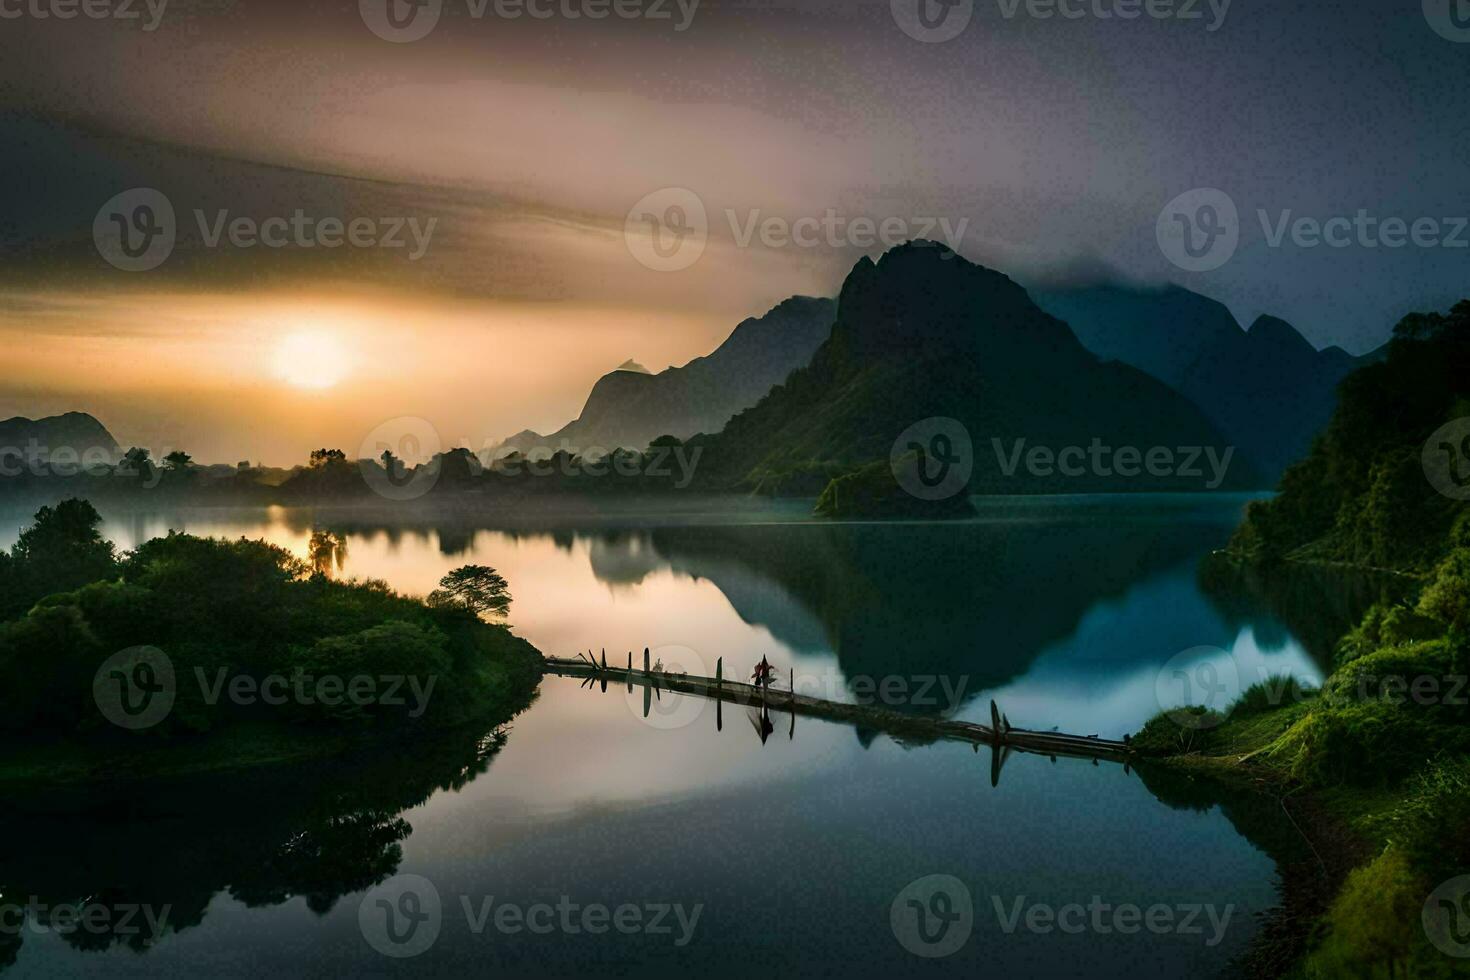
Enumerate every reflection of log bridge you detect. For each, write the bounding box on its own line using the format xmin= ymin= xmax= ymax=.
xmin=542 ymin=650 xmax=1134 ymax=785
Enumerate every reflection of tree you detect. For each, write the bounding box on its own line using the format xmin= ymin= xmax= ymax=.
xmin=1197 ymin=554 xmax=1413 ymax=667
xmin=0 ymin=725 xmax=513 ymax=970
xmin=1132 ymin=761 xmax=1339 ymax=978
xmin=307 ymin=529 xmax=348 ymax=576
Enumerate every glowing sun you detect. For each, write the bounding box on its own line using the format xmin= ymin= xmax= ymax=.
xmin=272 ymin=332 xmax=350 ymax=390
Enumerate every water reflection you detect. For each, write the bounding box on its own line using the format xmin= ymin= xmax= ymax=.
xmin=0 ymin=497 xmax=1369 ymax=976
xmin=0 ymin=725 xmax=513 ymax=972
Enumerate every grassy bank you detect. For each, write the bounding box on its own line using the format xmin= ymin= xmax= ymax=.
xmin=1134 ymin=552 xmax=1470 ymax=978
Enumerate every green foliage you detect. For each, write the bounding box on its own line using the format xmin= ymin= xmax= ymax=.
xmin=1232 ymin=676 xmax=1317 ymax=719
xmin=1303 ymin=846 xmax=1439 ymax=980
xmin=1 ymin=498 xmax=118 ymax=620
xmin=0 ymin=503 xmax=541 ymax=741
xmin=427 ymin=565 xmax=511 ymax=618
xmin=290 ymin=621 xmax=451 ymax=724
xmin=1233 ymin=301 xmax=1470 ymax=570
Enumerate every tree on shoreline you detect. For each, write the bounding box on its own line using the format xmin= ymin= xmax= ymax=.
xmin=428 ymin=565 xmax=512 ymax=619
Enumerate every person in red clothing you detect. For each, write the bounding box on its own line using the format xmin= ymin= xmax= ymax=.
xmin=751 ymin=655 xmax=775 ymax=689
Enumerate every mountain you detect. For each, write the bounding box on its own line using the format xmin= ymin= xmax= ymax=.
xmin=1029 ymin=282 xmax=1375 ymax=480
xmin=1231 ymin=300 xmax=1470 ymax=570
xmin=494 ymin=296 xmax=835 ymax=457
xmin=693 ymin=242 xmax=1257 ymax=496
xmin=0 ymin=412 xmax=120 ymax=464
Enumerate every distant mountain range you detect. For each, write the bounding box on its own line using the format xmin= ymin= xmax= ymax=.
xmin=0 ymin=412 xmax=119 ymax=462
xmin=1030 ymin=282 xmax=1376 ymax=479
xmin=494 ymin=296 xmax=835 ymax=458
xmin=691 ymin=242 xmax=1256 ymax=495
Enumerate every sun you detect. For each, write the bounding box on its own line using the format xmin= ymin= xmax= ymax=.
xmin=272 ymin=331 xmax=351 ymax=390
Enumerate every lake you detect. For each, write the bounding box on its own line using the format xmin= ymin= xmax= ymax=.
xmin=0 ymin=495 xmax=1335 ymax=977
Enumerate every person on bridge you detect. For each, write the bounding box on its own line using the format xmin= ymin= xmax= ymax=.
xmin=751 ymin=656 xmax=775 ymax=689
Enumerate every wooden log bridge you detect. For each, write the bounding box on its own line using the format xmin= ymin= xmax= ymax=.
xmin=542 ymin=651 xmax=1133 ymax=776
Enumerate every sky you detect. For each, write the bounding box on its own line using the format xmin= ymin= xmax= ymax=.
xmin=0 ymin=0 xmax=1466 ymax=464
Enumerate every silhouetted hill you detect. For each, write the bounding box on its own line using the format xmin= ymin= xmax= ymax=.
xmin=694 ymin=242 xmax=1256 ymax=494
xmin=494 ymin=296 xmax=834 ymax=457
xmin=0 ymin=412 xmax=119 ymax=463
xmin=1232 ymin=300 xmax=1470 ymax=571
xmin=1030 ymin=282 xmax=1377 ymax=480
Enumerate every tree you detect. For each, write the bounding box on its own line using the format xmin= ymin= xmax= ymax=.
xmin=428 ymin=565 xmax=511 ymax=618
xmin=4 ymin=499 xmax=118 ymax=618
xmin=163 ymin=450 xmax=193 ymax=473
xmin=648 ymin=434 xmax=683 ymax=449
xmin=309 ymin=448 xmax=347 ymax=468
xmin=119 ymin=446 xmax=153 ymax=477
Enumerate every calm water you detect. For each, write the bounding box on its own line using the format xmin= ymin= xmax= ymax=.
xmin=0 ymin=495 xmax=1331 ymax=977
